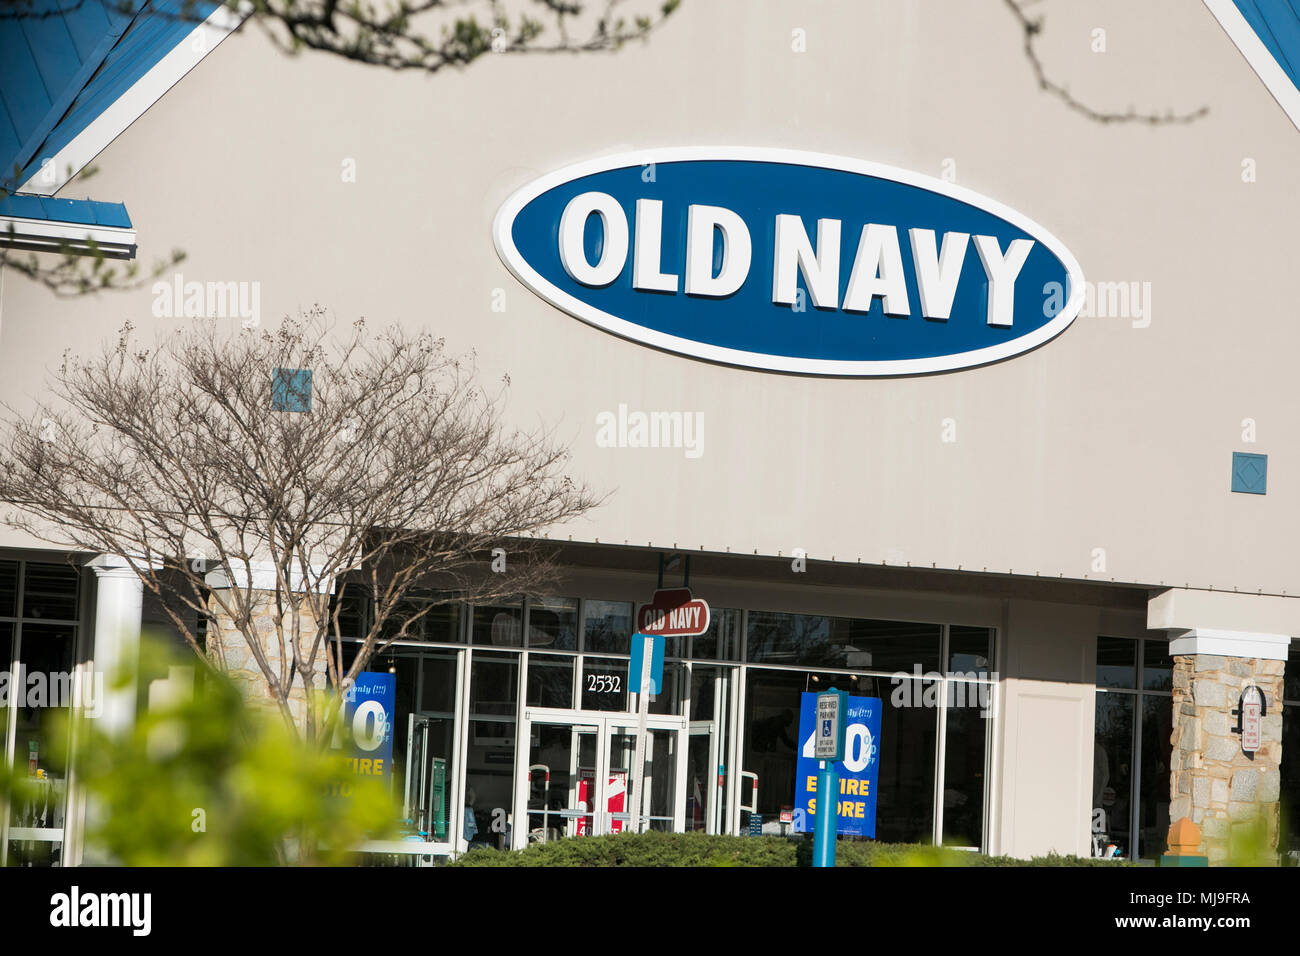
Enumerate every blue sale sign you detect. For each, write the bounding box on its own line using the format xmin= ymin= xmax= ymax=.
xmin=794 ymin=693 xmax=881 ymax=837
xmin=344 ymin=672 xmax=395 ymax=781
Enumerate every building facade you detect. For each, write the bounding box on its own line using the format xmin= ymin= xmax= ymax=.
xmin=4 ymin=0 xmax=1300 ymax=865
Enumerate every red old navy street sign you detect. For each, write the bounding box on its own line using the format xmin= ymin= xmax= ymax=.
xmin=636 ymin=588 xmax=711 ymax=637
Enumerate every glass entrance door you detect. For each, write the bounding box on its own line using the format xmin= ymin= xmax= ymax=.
xmin=687 ymin=721 xmax=719 ymax=833
xmin=513 ymin=708 xmax=688 ymax=850
xmin=605 ymin=721 xmax=681 ymax=833
xmin=525 ymin=720 xmax=599 ymax=843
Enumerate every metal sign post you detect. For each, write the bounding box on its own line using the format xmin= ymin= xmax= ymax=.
xmin=630 ymin=633 xmax=655 ymax=833
xmin=812 ymin=687 xmax=847 ymax=868
xmin=629 ymin=580 xmax=710 ymax=834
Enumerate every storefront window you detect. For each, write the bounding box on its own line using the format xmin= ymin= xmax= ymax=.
xmin=21 ymin=563 xmax=79 ymax=621
xmin=742 ymin=669 xmax=807 ymax=828
xmin=1091 ymin=635 xmax=1170 ymax=860
xmin=582 ymin=600 xmax=632 ymax=654
xmin=580 ymin=656 xmax=628 ymax=711
xmin=1137 ymin=695 xmax=1172 ymax=859
xmin=1096 ymin=636 xmax=1137 ymax=690
xmin=466 ymin=651 xmax=520 ymax=849
xmin=387 ymin=656 xmax=418 ymax=795
xmin=942 ymin=686 xmax=987 ymax=847
xmin=1142 ymin=640 xmax=1172 ymax=692
xmin=0 ymin=562 xmax=17 ymax=616
xmin=1280 ymin=642 xmax=1300 ymax=864
xmin=332 ymin=587 xmax=368 ymax=639
xmin=648 ymin=662 xmax=687 ymax=716
xmin=409 ymin=652 xmax=457 ymax=842
xmin=690 ymin=664 xmax=721 ymax=720
xmin=949 ymin=626 xmax=993 ymax=677
xmin=528 ymin=598 xmax=578 ymax=650
xmin=691 ymin=607 xmax=740 ymax=660
xmin=2 ymin=562 xmax=81 ymax=868
xmin=527 ymin=653 xmax=574 ymax=708
xmin=688 ymin=664 xmax=734 ymax=834
xmin=473 ymin=603 xmax=522 ymax=647
xmin=355 ymin=591 xmax=463 ymax=644
xmin=1092 ymin=692 xmax=1134 ymax=856
xmin=738 ymin=622 xmax=989 ymax=846
xmin=874 ymin=678 xmax=939 ymax=844
xmin=334 ymin=588 xmax=999 ymax=847
xmin=746 ymin=611 xmax=941 ymax=671
xmin=336 ymin=641 xmax=459 ymax=844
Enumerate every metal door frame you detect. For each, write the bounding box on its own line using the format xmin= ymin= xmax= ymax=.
xmin=513 ymin=707 xmax=688 ymax=850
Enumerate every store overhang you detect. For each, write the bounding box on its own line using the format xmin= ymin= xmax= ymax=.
xmin=540 ymin=540 xmax=1153 ymax=611
xmin=0 ymin=194 xmax=136 ymax=260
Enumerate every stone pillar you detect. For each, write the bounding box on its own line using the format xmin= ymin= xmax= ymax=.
xmin=87 ymin=555 xmax=146 ymax=736
xmin=1167 ymin=628 xmax=1288 ymax=864
xmin=204 ymin=585 xmax=327 ymax=730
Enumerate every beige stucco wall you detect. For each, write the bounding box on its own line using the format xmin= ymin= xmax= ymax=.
xmin=3 ymin=0 xmax=1299 ymax=601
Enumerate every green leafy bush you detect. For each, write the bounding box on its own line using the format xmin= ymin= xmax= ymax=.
xmin=0 ymin=635 xmax=397 ymax=865
xmin=449 ymin=831 xmax=1131 ymax=867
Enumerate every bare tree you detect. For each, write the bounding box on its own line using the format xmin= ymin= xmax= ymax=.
xmin=0 ymin=308 xmax=601 ymax=744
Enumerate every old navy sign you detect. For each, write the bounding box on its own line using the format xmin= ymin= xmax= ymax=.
xmin=636 ymin=587 xmax=710 ymax=637
xmin=493 ymin=148 xmax=1084 ymax=376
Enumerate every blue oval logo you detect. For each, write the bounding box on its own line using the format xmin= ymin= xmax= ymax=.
xmin=493 ymin=148 xmax=1084 ymax=376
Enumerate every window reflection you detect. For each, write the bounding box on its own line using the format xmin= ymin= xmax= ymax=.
xmin=942 ymin=687 xmax=987 ymax=847
xmin=1096 ymin=636 xmax=1137 ymax=690
xmin=527 ymin=598 xmax=577 ymax=650
xmin=473 ymin=604 xmax=522 ymax=647
xmin=1091 ymin=636 xmax=1172 ymax=860
xmin=875 ymin=679 xmax=938 ymax=844
xmin=1092 ymin=693 xmax=1133 ymax=858
xmin=527 ymin=654 xmax=574 ymax=708
xmin=747 ymin=611 xmax=941 ymax=671
xmin=582 ymin=601 xmax=631 ymax=654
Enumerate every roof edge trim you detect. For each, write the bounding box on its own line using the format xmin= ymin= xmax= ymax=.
xmin=1 ymin=214 xmax=137 ymax=260
xmin=1202 ymin=0 xmax=1300 ymax=134
xmin=17 ymin=2 xmax=245 ymax=196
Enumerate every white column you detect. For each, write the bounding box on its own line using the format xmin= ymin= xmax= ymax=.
xmin=87 ymin=555 xmax=145 ymax=736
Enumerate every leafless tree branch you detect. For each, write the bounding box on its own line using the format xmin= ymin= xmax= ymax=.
xmin=0 ymin=308 xmax=603 ymax=745
xmin=1003 ymin=0 xmax=1209 ymax=125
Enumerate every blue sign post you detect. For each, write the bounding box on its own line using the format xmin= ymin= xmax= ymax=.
xmin=795 ymin=692 xmax=882 ymax=857
xmin=810 ymin=689 xmax=847 ymax=867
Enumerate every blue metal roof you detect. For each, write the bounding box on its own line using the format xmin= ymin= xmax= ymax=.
xmin=1232 ymin=0 xmax=1300 ymax=94
xmin=1 ymin=0 xmax=218 ymax=195
xmin=0 ymin=192 xmax=131 ymax=227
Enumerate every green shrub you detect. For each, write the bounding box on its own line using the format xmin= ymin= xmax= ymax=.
xmin=448 ymin=831 xmax=1132 ymax=867
xmin=451 ymin=831 xmax=797 ymax=867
